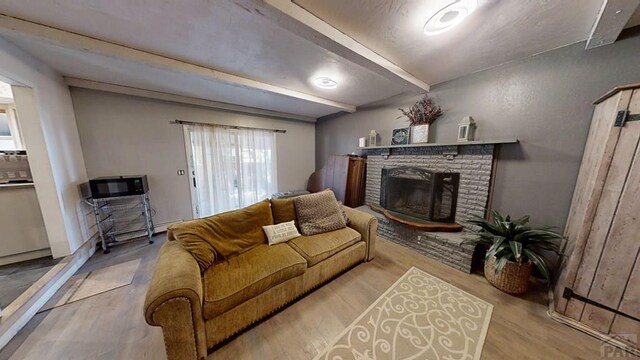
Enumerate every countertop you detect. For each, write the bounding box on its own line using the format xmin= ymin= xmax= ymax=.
xmin=0 ymin=182 xmax=35 ymax=190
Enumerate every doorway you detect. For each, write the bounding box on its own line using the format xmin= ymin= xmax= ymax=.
xmin=0 ymin=79 xmax=54 ymax=316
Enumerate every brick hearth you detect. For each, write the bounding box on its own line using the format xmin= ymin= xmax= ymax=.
xmin=360 ymin=144 xmax=496 ymax=272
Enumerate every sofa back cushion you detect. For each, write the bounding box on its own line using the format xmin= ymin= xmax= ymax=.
xmin=294 ymin=189 xmax=346 ymax=236
xmin=169 ymin=199 xmax=273 ymax=271
xmin=270 ymin=197 xmax=297 ymax=224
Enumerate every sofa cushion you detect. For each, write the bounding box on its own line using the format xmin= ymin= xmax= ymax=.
xmin=288 ymin=227 xmax=361 ymax=267
xmin=202 ymin=243 xmax=307 ymax=319
xmin=270 ymin=197 xmax=297 ymax=224
xmin=169 ymin=199 xmax=273 ymax=272
xmin=294 ymin=190 xmax=346 ymax=236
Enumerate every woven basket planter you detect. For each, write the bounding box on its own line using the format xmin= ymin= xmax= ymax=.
xmin=484 ymin=256 xmax=532 ymax=294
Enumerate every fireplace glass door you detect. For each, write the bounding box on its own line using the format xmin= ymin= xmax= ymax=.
xmin=380 ymin=167 xmax=459 ymax=223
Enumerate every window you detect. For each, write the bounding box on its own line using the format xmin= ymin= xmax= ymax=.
xmin=0 ymin=109 xmax=21 ymax=151
xmin=0 ymin=111 xmax=11 ymax=137
xmin=185 ymin=124 xmax=277 ymax=217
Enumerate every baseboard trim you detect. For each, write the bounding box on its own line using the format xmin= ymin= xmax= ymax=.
xmin=546 ymin=289 xmax=640 ymax=356
xmin=0 ymin=248 xmax=52 ymax=266
xmin=0 ymin=236 xmax=96 ymax=350
xmin=153 ymin=220 xmax=182 ymax=234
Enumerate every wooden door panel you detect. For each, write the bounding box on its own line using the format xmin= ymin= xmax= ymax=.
xmin=555 ymin=90 xmax=631 ymax=313
xmin=610 ymin=255 xmax=640 ymax=348
xmin=566 ymin=90 xmax=640 ymax=320
xmin=581 ymin=90 xmax=640 ymax=332
xmin=345 ymin=158 xmax=365 ymax=207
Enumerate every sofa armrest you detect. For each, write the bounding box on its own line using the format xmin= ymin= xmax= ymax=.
xmin=343 ymin=206 xmax=377 ymax=261
xmin=144 ymin=241 xmax=207 ymax=360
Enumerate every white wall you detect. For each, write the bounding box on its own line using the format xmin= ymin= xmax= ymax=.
xmin=0 ymin=37 xmax=89 ymax=258
xmin=71 ymin=88 xmax=315 ymax=226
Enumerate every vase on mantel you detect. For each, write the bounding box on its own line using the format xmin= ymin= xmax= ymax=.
xmin=410 ymin=124 xmax=430 ymax=144
xmin=398 ymin=93 xmax=441 ymax=144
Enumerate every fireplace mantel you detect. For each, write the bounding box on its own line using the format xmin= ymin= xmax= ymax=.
xmin=358 ymin=138 xmax=518 ymax=150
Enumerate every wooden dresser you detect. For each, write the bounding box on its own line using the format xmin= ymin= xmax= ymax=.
xmin=307 ymin=155 xmax=366 ymax=207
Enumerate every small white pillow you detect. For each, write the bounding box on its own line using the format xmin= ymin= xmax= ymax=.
xmin=263 ymin=220 xmax=301 ymax=245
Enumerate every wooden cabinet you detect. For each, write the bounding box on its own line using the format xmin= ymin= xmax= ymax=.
xmin=307 ymin=155 xmax=366 ymax=207
xmin=553 ymin=84 xmax=640 ymax=351
xmin=0 ymin=184 xmax=49 ymax=265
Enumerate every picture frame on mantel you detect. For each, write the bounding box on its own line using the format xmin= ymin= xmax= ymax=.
xmin=391 ymin=127 xmax=410 ymax=145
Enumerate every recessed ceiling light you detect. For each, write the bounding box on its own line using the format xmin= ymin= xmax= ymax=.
xmin=424 ymin=0 xmax=478 ymax=36
xmin=313 ymin=76 xmax=338 ymax=89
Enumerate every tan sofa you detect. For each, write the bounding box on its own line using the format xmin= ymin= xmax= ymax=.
xmin=143 ymin=198 xmax=377 ymax=360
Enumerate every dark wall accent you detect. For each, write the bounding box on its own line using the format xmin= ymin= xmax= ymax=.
xmin=315 ymin=28 xmax=640 ymax=229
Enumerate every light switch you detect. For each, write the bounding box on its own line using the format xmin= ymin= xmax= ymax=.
xmin=177 ymin=170 xmax=186 ymax=175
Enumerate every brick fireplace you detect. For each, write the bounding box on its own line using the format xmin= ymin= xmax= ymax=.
xmin=359 ymin=143 xmax=497 ymax=272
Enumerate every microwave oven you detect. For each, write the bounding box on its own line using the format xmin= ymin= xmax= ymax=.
xmin=83 ymin=175 xmax=149 ymax=199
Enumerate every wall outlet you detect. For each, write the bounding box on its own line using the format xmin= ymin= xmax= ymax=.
xmin=177 ymin=170 xmax=185 ymax=175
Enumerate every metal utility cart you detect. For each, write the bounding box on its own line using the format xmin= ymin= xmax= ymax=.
xmin=81 ymin=175 xmax=155 ymax=254
xmin=89 ymin=193 xmax=154 ymax=254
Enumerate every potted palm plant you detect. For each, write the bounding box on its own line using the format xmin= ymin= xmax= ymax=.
xmin=463 ymin=211 xmax=563 ymax=294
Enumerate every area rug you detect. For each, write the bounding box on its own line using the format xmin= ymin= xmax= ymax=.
xmin=39 ymin=258 xmax=141 ymax=312
xmin=315 ymin=267 xmax=493 ymax=360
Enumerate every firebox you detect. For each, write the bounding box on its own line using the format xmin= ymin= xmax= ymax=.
xmin=380 ymin=167 xmax=459 ymax=223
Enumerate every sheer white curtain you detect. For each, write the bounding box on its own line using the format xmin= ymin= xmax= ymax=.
xmin=236 ymin=128 xmax=278 ymax=207
xmin=189 ymin=124 xmax=236 ymax=216
xmin=187 ymin=124 xmax=277 ymax=217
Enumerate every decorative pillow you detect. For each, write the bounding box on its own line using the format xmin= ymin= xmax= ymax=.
xmin=337 ymin=201 xmax=351 ymax=225
xmin=263 ymin=220 xmax=301 ymax=245
xmin=169 ymin=199 xmax=273 ymax=271
xmin=294 ymin=190 xmax=347 ymax=236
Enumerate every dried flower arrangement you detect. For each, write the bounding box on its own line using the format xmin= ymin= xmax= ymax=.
xmin=398 ymin=93 xmax=442 ymax=126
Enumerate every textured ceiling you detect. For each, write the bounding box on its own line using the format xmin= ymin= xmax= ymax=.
xmin=293 ymin=0 xmax=611 ymax=85
xmin=0 ymin=0 xmax=407 ymax=117
xmin=0 ymin=0 xmax=636 ymax=118
xmin=0 ymin=32 xmax=346 ymax=118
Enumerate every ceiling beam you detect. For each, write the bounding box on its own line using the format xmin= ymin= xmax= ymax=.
xmin=240 ymin=0 xmax=430 ymax=92
xmin=65 ymin=77 xmax=317 ymax=123
xmin=585 ymin=0 xmax=640 ymax=49
xmin=0 ymin=13 xmax=356 ymax=113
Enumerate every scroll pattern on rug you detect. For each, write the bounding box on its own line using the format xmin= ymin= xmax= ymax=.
xmin=315 ymin=267 xmax=493 ymax=360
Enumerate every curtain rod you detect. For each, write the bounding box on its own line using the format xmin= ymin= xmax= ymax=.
xmin=172 ymin=119 xmax=286 ymax=133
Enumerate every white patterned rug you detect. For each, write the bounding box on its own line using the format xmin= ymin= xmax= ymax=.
xmin=315 ymin=267 xmax=493 ymax=360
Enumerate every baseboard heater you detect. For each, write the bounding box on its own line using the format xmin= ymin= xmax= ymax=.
xmin=562 ymin=288 xmax=640 ymax=322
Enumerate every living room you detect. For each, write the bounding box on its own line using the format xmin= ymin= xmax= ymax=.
xmin=0 ymin=1 xmax=639 ymax=359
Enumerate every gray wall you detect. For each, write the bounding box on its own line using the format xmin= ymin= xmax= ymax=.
xmin=71 ymin=88 xmax=315 ymax=227
xmin=316 ymin=29 xmax=640 ymax=229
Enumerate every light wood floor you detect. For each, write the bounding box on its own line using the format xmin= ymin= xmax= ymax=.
xmin=0 ymin=235 xmax=633 ymax=360
xmin=0 ymin=256 xmax=60 ymax=309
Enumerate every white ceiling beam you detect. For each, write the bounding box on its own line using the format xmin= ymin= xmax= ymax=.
xmin=65 ymin=77 xmax=317 ymax=123
xmin=240 ymin=0 xmax=430 ymax=92
xmin=585 ymin=0 xmax=640 ymax=49
xmin=0 ymin=14 xmax=356 ymax=113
